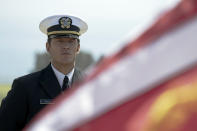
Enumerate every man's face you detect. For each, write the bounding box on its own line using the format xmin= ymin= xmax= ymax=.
xmin=46 ymin=37 xmax=80 ymax=65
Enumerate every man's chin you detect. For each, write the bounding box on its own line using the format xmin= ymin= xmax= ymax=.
xmin=60 ymin=60 xmax=74 ymax=65
xmin=52 ymin=58 xmax=74 ymax=66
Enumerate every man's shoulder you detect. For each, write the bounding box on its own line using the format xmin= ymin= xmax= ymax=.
xmin=72 ymin=68 xmax=85 ymax=84
xmin=15 ymin=64 xmax=51 ymax=83
xmin=14 ymin=70 xmax=42 ymax=83
xmin=13 ymin=65 xmax=53 ymax=86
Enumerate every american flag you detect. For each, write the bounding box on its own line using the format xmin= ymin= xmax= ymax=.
xmin=25 ymin=0 xmax=197 ymax=130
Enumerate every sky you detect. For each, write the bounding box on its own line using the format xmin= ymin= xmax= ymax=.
xmin=0 ymin=0 xmax=180 ymax=83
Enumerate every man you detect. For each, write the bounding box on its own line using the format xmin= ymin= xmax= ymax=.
xmin=0 ymin=15 xmax=88 ymax=131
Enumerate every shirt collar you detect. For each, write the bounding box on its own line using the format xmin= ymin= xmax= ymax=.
xmin=51 ymin=63 xmax=75 ymax=87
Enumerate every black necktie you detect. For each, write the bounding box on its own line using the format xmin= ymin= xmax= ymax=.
xmin=62 ymin=76 xmax=69 ymax=91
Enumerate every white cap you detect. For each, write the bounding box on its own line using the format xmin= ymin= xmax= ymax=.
xmin=39 ymin=15 xmax=88 ymax=38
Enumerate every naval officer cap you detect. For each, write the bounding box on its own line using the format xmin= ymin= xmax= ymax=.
xmin=39 ymin=15 xmax=88 ymax=39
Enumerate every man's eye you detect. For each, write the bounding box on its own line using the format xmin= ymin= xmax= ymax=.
xmin=69 ymin=40 xmax=75 ymax=43
xmin=57 ymin=40 xmax=64 ymax=43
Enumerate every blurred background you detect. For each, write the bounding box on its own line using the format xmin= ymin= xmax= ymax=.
xmin=0 ymin=0 xmax=180 ymax=103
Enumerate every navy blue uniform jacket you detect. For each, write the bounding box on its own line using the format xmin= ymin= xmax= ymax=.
xmin=0 ymin=64 xmax=83 ymax=131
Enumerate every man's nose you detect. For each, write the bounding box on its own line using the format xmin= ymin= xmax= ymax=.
xmin=62 ymin=43 xmax=70 ymax=49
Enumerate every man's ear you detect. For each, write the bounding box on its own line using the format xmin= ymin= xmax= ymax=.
xmin=76 ymin=43 xmax=80 ymax=54
xmin=46 ymin=42 xmax=50 ymax=52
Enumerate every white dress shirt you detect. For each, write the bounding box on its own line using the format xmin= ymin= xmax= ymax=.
xmin=51 ymin=64 xmax=74 ymax=88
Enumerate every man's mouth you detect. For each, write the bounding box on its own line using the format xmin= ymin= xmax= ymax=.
xmin=61 ymin=52 xmax=71 ymax=55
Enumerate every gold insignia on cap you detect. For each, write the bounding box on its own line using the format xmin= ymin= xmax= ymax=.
xmin=59 ymin=17 xmax=72 ymax=29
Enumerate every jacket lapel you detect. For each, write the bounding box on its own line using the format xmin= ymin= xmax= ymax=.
xmin=39 ymin=64 xmax=62 ymax=98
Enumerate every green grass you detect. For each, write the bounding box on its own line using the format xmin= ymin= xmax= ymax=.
xmin=0 ymin=85 xmax=11 ymax=104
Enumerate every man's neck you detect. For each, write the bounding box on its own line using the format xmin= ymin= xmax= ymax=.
xmin=51 ymin=61 xmax=74 ymax=75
